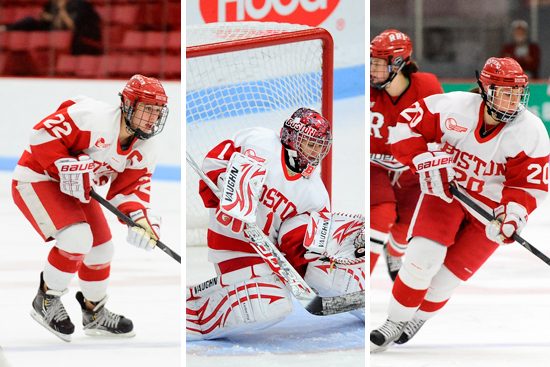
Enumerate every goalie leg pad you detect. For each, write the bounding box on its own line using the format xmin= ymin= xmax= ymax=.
xmin=186 ymin=264 xmax=294 ymax=341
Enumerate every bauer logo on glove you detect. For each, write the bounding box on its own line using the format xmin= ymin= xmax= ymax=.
xmin=220 ymin=152 xmax=268 ymax=224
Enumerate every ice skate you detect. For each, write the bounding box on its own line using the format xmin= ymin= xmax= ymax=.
xmin=76 ymin=292 xmax=135 ymax=338
xmin=30 ymin=272 xmax=74 ymax=342
xmin=384 ymin=243 xmax=402 ymax=282
xmin=395 ymin=316 xmax=425 ymax=345
xmin=370 ymin=318 xmax=406 ymax=353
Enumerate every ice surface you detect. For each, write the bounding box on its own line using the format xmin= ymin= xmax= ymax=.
xmin=0 ymin=174 xmax=181 ymax=367
xmin=185 ymin=95 xmax=366 ymax=366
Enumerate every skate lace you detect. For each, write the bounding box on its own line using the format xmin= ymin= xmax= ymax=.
xmin=403 ymin=317 xmax=425 ymax=338
xmin=378 ymin=319 xmax=405 ymax=340
xmin=44 ymin=289 xmax=70 ymax=323
xmin=386 ymin=251 xmax=402 ymax=273
xmin=85 ymin=308 xmax=121 ymax=330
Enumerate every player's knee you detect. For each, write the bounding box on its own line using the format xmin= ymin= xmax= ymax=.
xmin=425 ymin=264 xmax=462 ymax=302
xmin=84 ymin=240 xmax=115 ymax=265
xmin=55 ymin=222 xmax=93 ymax=255
xmin=401 ymin=236 xmax=447 ymax=281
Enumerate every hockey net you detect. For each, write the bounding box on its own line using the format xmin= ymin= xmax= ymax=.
xmin=186 ymin=21 xmax=334 ymax=246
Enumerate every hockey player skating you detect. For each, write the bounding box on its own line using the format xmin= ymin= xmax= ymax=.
xmin=370 ymin=57 xmax=550 ymax=352
xmin=12 ymin=74 xmax=169 ymax=342
xmin=186 ymin=108 xmax=365 ymax=340
xmin=370 ymin=29 xmax=443 ymax=280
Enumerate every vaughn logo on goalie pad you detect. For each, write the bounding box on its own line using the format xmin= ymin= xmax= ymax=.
xmin=221 ymin=152 xmax=268 ymax=223
xmin=223 ymin=167 xmax=239 ymax=203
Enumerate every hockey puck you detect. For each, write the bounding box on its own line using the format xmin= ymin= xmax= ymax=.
xmin=354 ymin=247 xmax=365 ymax=258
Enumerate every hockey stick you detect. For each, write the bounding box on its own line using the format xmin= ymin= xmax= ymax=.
xmin=186 ymin=151 xmax=365 ymax=316
xmin=89 ymin=190 xmax=181 ymax=264
xmin=449 ymin=183 xmax=550 ymax=266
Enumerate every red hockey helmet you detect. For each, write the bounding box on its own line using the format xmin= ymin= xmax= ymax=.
xmin=280 ymin=108 xmax=332 ymax=178
xmin=370 ymin=29 xmax=413 ymax=90
xmin=477 ymin=57 xmax=529 ymax=123
xmin=120 ymin=74 xmax=169 ymax=140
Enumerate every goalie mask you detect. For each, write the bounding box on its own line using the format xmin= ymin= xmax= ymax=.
xmin=280 ymin=108 xmax=332 ymax=178
xmin=370 ymin=29 xmax=412 ymax=90
xmin=477 ymin=57 xmax=529 ymax=123
xmin=120 ymin=74 xmax=169 ymax=140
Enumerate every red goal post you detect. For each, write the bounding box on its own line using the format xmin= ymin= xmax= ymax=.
xmin=186 ymin=22 xmax=334 ymax=246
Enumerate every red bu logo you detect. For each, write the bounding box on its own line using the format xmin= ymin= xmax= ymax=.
xmin=95 ymin=137 xmax=111 ymax=149
xmin=445 ymin=118 xmax=467 ymax=133
xmin=199 ymin=0 xmax=340 ymax=26
xmin=244 ymin=149 xmax=266 ymax=163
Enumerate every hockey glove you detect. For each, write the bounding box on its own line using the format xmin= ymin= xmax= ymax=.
xmin=54 ymin=154 xmax=95 ymax=203
xmin=304 ymin=211 xmax=365 ymax=266
xmin=413 ymin=151 xmax=455 ymax=203
xmin=485 ymin=202 xmax=528 ymax=245
xmin=126 ymin=209 xmax=161 ymax=251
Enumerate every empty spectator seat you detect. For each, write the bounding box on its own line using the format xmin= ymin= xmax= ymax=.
xmin=164 ymin=54 xmax=180 ymax=80
xmin=140 ymin=55 xmax=162 ymax=79
xmin=118 ymin=30 xmax=145 ymax=53
xmin=143 ymin=32 xmax=166 ymax=55
xmin=76 ymin=55 xmax=103 ymax=78
xmin=56 ymin=54 xmax=79 ymax=77
xmin=166 ymin=31 xmax=180 ymax=55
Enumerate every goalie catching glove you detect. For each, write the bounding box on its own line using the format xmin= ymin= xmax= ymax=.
xmin=54 ymin=154 xmax=95 ymax=203
xmin=219 ymin=152 xmax=267 ymax=224
xmin=303 ymin=211 xmax=365 ymax=265
xmin=413 ymin=151 xmax=456 ymax=203
xmin=127 ymin=209 xmax=161 ymax=251
xmin=485 ymin=202 xmax=528 ymax=245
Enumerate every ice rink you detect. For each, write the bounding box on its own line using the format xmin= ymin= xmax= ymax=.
xmin=0 ymin=174 xmax=181 ymax=367
xmin=371 ymin=185 xmax=550 ymax=366
xmin=185 ymin=95 xmax=366 ymax=367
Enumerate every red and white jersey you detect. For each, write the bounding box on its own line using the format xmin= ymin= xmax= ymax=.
xmin=370 ymin=72 xmax=443 ymax=171
xmin=13 ymin=95 xmax=157 ymax=215
xmin=391 ymin=91 xmax=550 ymax=216
xmin=200 ymin=127 xmax=330 ymax=272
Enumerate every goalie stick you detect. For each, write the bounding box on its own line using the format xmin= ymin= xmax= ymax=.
xmin=449 ymin=183 xmax=550 ymax=266
xmin=186 ymin=151 xmax=365 ymax=316
xmin=89 ymin=190 xmax=181 ymax=264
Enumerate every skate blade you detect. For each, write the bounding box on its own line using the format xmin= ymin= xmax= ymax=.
xmin=30 ymin=310 xmax=72 ymax=343
xmin=370 ymin=341 xmax=393 ymax=353
xmin=84 ymin=329 xmax=136 ymax=338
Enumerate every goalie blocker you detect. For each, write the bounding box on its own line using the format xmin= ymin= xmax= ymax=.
xmin=186 ymin=211 xmax=365 ymax=340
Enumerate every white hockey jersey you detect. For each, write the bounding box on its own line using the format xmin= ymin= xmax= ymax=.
xmin=13 ymin=95 xmax=158 ymax=215
xmin=391 ymin=91 xmax=550 ymax=217
xmin=200 ymin=127 xmax=330 ymax=274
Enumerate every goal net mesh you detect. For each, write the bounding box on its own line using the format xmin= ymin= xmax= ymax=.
xmin=186 ymin=22 xmax=329 ymax=246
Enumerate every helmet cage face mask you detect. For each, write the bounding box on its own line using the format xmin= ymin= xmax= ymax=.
xmin=121 ymin=95 xmax=169 ymax=140
xmin=476 ymin=58 xmax=530 ymax=123
xmin=479 ymin=83 xmax=529 ymax=123
xmin=280 ymin=108 xmax=332 ymax=177
xmin=370 ymin=55 xmax=407 ymax=90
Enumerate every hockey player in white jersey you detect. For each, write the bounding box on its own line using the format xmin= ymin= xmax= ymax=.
xmin=186 ymin=108 xmax=365 ymax=340
xmin=370 ymin=57 xmax=550 ymax=352
xmin=12 ymin=74 xmax=169 ymax=342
